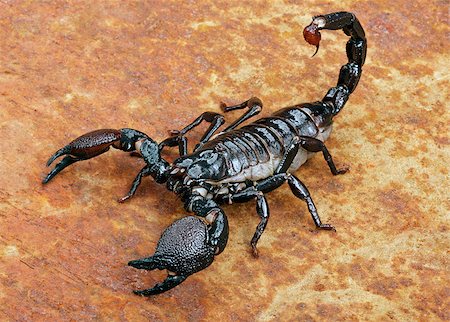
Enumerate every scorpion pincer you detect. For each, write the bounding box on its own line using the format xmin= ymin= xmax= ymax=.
xmin=43 ymin=12 xmax=366 ymax=296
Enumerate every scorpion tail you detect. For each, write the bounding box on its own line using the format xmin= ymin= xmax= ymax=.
xmin=304 ymin=12 xmax=367 ymax=117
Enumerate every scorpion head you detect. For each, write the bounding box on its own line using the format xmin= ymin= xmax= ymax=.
xmin=173 ymin=149 xmax=227 ymax=181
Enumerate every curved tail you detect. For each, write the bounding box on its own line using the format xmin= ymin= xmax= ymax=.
xmin=304 ymin=12 xmax=367 ymax=118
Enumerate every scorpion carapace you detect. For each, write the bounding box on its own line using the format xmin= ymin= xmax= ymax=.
xmin=43 ymin=12 xmax=366 ymax=296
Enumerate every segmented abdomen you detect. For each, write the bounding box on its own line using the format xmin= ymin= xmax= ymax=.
xmin=200 ymin=106 xmax=319 ymax=183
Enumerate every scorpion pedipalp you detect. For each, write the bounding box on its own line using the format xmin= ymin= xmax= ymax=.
xmin=43 ymin=129 xmax=122 ymax=183
xmin=129 ymin=213 xmax=228 ymax=296
xmin=42 ymin=128 xmax=150 ymax=184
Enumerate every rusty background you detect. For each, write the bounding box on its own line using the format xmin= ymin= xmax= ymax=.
xmin=0 ymin=1 xmax=448 ymax=321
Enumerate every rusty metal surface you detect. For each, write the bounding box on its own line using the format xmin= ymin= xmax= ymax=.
xmin=0 ymin=1 xmax=448 ymax=321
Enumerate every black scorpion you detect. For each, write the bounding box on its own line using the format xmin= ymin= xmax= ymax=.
xmin=43 ymin=12 xmax=367 ymax=296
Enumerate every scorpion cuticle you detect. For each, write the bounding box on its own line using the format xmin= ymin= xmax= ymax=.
xmin=43 ymin=11 xmax=366 ymax=296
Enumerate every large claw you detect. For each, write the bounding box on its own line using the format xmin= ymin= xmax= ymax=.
xmin=129 ymin=214 xmax=228 ymax=296
xmin=43 ymin=129 xmax=121 ymax=184
xmin=43 ymin=128 xmax=148 ymax=184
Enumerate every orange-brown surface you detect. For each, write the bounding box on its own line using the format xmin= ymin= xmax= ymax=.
xmin=1 ymin=1 xmax=449 ymax=321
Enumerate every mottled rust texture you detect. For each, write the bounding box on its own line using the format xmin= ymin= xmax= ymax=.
xmin=0 ymin=1 xmax=448 ymax=321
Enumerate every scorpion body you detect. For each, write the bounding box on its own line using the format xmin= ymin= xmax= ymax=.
xmin=43 ymin=12 xmax=366 ymax=296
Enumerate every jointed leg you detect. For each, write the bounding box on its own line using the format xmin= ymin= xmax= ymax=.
xmin=275 ymin=137 xmax=300 ymax=174
xmin=274 ymin=135 xmax=347 ymax=176
xmin=298 ymin=136 xmax=348 ymax=175
xmin=248 ymin=173 xmax=335 ymax=230
xmin=160 ymin=111 xmax=224 ymax=156
xmin=251 ymin=194 xmax=269 ymax=257
xmin=218 ymin=170 xmax=334 ymax=256
xmin=287 ymin=174 xmax=335 ymax=230
xmin=219 ymin=97 xmax=263 ymax=134
xmin=217 ymin=175 xmax=283 ymax=256
xmin=118 ymin=166 xmax=151 ymax=203
xmin=161 ymin=97 xmax=263 ymax=156
xmin=159 ymin=135 xmax=188 ymax=156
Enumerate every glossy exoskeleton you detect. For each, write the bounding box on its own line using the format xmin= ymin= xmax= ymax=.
xmin=43 ymin=12 xmax=366 ymax=296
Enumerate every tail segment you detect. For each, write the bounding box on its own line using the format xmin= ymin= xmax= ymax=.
xmin=304 ymin=12 xmax=367 ymax=117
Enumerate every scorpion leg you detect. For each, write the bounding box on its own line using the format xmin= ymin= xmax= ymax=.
xmin=287 ymin=174 xmax=335 ymax=231
xmin=275 ymin=137 xmax=301 ymax=174
xmin=271 ymin=138 xmax=337 ymax=230
xmin=274 ymin=136 xmax=347 ymax=175
xmin=219 ymin=97 xmax=263 ymax=134
xmin=193 ymin=97 xmax=263 ymax=151
xmin=118 ymin=166 xmax=150 ymax=203
xmin=218 ymin=170 xmax=335 ymax=255
xmin=239 ymin=173 xmax=336 ymax=231
xmin=159 ymin=135 xmax=188 ymax=156
xmin=217 ymin=175 xmax=288 ymax=257
xmin=251 ymin=194 xmax=269 ymax=257
xmin=161 ymin=111 xmax=225 ymax=156
xmin=129 ymin=197 xmax=228 ymax=296
xmin=299 ymin=136 xmax=348 ymax=175
xmin=162 ymin=97 xmax=263 ymax=155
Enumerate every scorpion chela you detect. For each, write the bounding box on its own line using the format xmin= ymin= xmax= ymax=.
xmin=43 ymin=12 xmax=366 ymax=296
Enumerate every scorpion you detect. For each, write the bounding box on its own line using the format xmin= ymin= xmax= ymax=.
xmin=43 ymin=12 xmax=366 ymax=296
